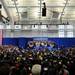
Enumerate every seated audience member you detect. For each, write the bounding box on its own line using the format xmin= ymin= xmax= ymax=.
xmin=34 ymin=41 xmax=40 ymax=50
xmin=32 ymin=64 xmax=41 ymax=75
xmin=27 ymin=41 xmax=34 ymax=50
xmin=44 ymin=41 xmax=47 ymax=48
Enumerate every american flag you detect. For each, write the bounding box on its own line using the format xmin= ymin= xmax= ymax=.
xmin=0 ymin=29 xmax=2 ymax=45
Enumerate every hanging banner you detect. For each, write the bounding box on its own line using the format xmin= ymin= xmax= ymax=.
xmin=33 ymin=37 xmax=48 ymax=41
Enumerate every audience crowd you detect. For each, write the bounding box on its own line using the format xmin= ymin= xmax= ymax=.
xmin=0 ymin=45 xmax=75 ymax=75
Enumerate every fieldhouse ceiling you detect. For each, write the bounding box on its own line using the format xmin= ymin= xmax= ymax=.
xmin=0 ymin=0 xmax=75 ymax=24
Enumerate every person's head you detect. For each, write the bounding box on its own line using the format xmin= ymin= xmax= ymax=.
xmin=32 ymin=64 xmax=41 ymax=75
xmin=0 ymin=64 xmax=10 ymax=75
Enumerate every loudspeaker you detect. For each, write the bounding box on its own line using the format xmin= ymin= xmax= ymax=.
xmin=42 ymin=8 xmax=46 ymax=16
xmin=0 ymin=4 xmax=2 ymax=9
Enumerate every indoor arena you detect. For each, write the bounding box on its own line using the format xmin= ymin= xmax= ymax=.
xmin=0 ymin=0 xmax=75 ymax=75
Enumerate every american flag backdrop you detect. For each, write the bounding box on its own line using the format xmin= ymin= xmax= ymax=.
xmin=0 ymin=29 xmax=3 ymax=45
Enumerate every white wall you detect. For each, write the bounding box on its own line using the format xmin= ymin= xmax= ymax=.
xmin=3 ymin=30 xmax=58 ymax=37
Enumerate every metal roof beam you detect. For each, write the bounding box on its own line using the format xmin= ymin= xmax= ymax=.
xmin=7 ymin=5 xmax=75 ymax=8
xmin=12 ymin=0 xmax=20 ymax=23
xmin=60 ymin=0 xmax=69 ymax=23
xmin=0 ymin=0 xmax=14 ymax=24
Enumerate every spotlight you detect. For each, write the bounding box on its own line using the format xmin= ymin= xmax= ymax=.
xmin=34 ymin=25 xmax=35 ymax=27
xmin=40 ymin=22 xmax=42 ymax=25
xmin=46 ymin=25 xmax=48 ymax=28
xmin=67 ymin=21 xmax=69 ymax=25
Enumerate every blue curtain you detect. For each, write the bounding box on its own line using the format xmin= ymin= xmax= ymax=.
xmin=2 ymin=38 xmax=18 ymax=46
xmin=18 ymin=38 xmax=33 ymax=48
xmin=2 ymin=38 xmax=75 ymax=48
